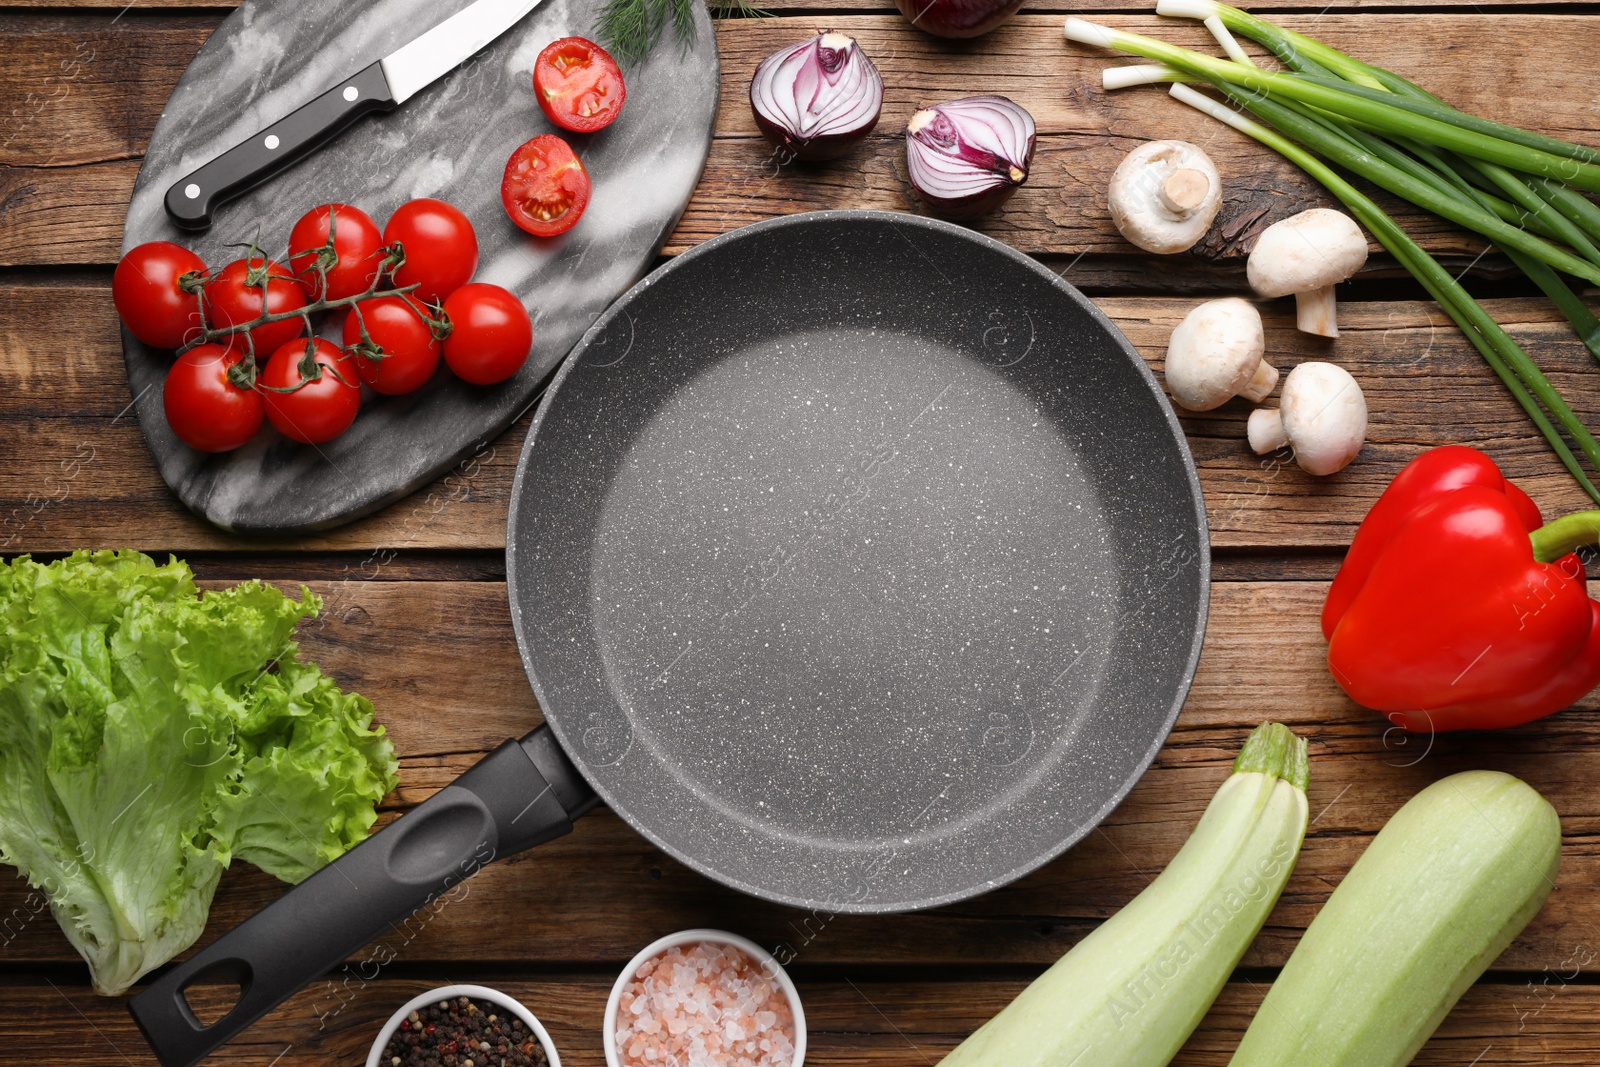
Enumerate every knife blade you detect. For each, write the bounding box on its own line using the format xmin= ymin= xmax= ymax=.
xmin=163 ymin=0 xmax=547 ymax=231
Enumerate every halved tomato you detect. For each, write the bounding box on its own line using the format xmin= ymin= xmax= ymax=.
xmin=534 ymin=36 xmax=626 ymax=133
xmin=501 ymin=134 xmax=592 ymax=238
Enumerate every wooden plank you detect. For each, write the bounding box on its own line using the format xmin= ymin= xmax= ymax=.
xmin=0 ymin=162 xmax=134 ymax=266
xmin=0 ymin=413 xmax=526 ymax=553
xmin=1 ymin=579 xmax=1596 ymax=973
xmin=0 ymin=972 xmax=1595 ymax=1067
xmin=4 ymin=289 xmax=1597 ymax=552
xmin=0 ymin=153 xmax=1415 ymax=286
xmin=0 ymin=17 xmax=206 ymax=167
xmin=679 ymin=13 xmax=1598 ymax=258
xmin=5 ymin=16 xmax=1600 ymax=264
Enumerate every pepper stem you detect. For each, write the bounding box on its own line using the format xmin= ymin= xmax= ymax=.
xmin=1529 ymin=510 xmax=1600 ymax=563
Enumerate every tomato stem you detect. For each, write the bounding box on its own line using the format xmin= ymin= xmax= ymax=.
xmin=178 ymin=276 xmax=426 ymax=355
xmin=179 ymin=221 xmax=451 ymax=394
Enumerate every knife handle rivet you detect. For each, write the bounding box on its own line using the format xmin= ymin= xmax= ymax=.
xmin=264 ymin=134 xmax=281 ymax=150
xmin=343 ymin=86 xmax=359 ymax=102
xmin=184 ymin=183 xmax=201 ymax=200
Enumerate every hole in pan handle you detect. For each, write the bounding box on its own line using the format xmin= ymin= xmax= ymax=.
xmin=126 ymin=726 xmax=598 ymax=1067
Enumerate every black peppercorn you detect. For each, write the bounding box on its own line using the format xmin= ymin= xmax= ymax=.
xmin=382 ymin=997 xmax=549 ymax=1067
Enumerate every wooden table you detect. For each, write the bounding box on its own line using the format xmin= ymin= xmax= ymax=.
xmin=5 ymin=1 xmax=1600 ymax=1063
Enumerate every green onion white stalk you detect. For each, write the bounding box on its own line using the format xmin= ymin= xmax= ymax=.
xmin=1154 ymin=1 xmax=1600 ymax=363
xmin=1065 ymin=18 xmax=1600 ymax=189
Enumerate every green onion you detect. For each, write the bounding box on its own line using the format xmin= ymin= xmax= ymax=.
xmin=1164 ymin=83 xmax=1600 ymax=503
xmin=1071 ymin=6 xmax=1600 ymax=501
xmin=1163 ymin=3 xmax=1600 ymax=364
xmin=1065 ymin=18 xmax=1600 ymax=189
xmin=1404 ymin=147 xmax=1600 ymax=363
xmin=1289 ymin=74 xmax=1600 ymax=168
xmin=1535 ymin=177 xmax=1600 ymax=246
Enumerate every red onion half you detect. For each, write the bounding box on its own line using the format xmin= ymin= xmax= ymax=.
xmin=749 ymin=32 xmax=884 ymax=162
xmin=905 ymin=95 xmax=1036 ymax=219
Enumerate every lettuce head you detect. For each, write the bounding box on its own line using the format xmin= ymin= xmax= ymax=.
xmin=0 ymin=550 xmax=398 ymax=994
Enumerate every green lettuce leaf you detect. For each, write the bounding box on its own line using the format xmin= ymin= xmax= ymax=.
xmin=0 ymin=550 xmax=398 ymax=994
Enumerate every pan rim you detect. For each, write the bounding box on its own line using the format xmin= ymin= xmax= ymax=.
xmin=506 ymin=208 xmax=1211 ymax=913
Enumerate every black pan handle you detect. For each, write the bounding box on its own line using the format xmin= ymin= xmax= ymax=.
xmin=128 ymin=727 xmax=597 ymax=1067
xmin=163 ymin=61 xmax=397 ymax=230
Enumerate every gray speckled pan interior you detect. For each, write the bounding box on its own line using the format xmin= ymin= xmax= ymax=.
xmin=507 ymin=211 xmax=1209 ymax=913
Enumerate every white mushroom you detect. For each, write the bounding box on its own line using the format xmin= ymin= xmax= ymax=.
xmin=1107 ymin=141 xmax=1223 ymax=254
xmin=1247 ymin=362 xmax=1367 ymax=475
xmin=1247 ymin=208 xmax=1369 ymax=338
xmin=1164 ymin=297 xmax=1277 ymax=411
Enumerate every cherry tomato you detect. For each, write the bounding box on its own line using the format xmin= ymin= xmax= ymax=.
xmin=382 ymin=198 xmax=479 ymax=305
xmin=501 ymin=135 xmax=591 ymax=238
xmin=343 ymin=296 xmax=442 ymax=395
xmin=534 ymin=37 xmax=626 ymax=133
xmin=442 ymin=283 xmax=533 ymax=385
xmin=288 ymin=203 xmax=385 ymax=301
xmin=113 ymin=241 xmax=207 ymax=348
xmin=259 ymin=338 xmax=361 ymax=444
xmin=163 ymin=344 xmax=263 ymax=453
xmin=207 ymin=255 xmax=308 ymax=358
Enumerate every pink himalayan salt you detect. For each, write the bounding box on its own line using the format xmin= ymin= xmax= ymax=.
xmin=614 ymin=940 xmax=796 ymax=1067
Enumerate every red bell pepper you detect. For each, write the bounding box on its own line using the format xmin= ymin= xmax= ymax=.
xmin=1323 ymin=445 xmax=1600 ymax=732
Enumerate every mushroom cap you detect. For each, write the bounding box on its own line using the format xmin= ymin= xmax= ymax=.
xmin=1280 ymin=361 xmax=1367 ymax=475
xmin=1107 ymin=140 xmax=1223 ymax=254
xmin=1164 ymin=297 xmax=1266 ymax=411
xmin=1247 ymin=208 xmax=1369 ymax=298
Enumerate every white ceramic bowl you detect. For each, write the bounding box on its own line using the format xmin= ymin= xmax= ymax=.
xmin=603 ymin=928 xmax=807 ymax=1067
xmin=367 ymin=983 xmax=561 ymax=1067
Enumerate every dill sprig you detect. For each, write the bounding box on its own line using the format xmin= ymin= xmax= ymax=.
xmin=712 ymin=0 xmax=770 ymax=18
xmin=595 ymin=0 xmax=770 ymax=67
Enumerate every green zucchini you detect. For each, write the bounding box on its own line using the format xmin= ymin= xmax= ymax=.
xmin=938 ymin=722 xmax=1309 ymax=1067
xmin=1229 ymin=769 xmax=1560 ymax=1067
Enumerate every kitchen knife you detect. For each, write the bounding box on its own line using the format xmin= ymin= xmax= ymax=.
xmin=163 ymin=0 xmax=546 ymax=230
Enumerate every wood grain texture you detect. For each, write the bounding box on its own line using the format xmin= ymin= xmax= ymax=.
xmin=4 ymin=287 xmax=1598 ymax=551
xmin=4 ymin=15 xmax=1600 ymax=266
xmin=2 ymin=968 xmax=1596 ymax=1066
xmin=0 ymin=580 xmax=1594 ymax=974
xmin=676 ymin=13 xmax=1600 ymax=259
xmin=5 ymin=6 xmax=1600 ymax=1062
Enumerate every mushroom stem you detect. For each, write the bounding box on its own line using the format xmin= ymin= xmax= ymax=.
xmin=1255 ymin=362 xmax=1367 ymax=474
xmin=1159 ymin=169 xmax=1212 ymax=214
xmin=1295 ymin=285 xmax=1339 ymax=338
xmin=1107 ymin=140 xmax=1223 ymax=254
xmin=1247 ymin=408 xmax=1289 ymax=454
xmin=1245 ymin=208 xmax=1368 ymax=338
xmin=1240 ymin=360 xmax=1280 ymax=403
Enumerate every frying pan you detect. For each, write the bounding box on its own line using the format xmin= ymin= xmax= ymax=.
xmin=129 ymin=210 xmax=1209 ymax=1067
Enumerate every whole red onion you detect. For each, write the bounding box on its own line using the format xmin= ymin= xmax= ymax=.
xmin=749 ymin=32 xmax=884 ymax=162
xmin=894 ymin=0 xmax=1025 ymax=38
xmin=905 ymin=95 xmax=1036 ymax=219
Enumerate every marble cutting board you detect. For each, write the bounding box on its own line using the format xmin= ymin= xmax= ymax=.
xmin=121 ymin=0 xmax=720 ymax=533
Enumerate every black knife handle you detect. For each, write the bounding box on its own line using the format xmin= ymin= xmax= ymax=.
xmin=127 ymin=728 xmax=598 ymax=1067
xmin=163 ymin=61 xmax=397 ymax=231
